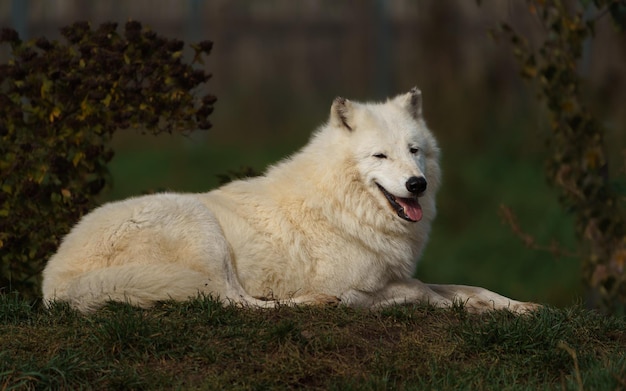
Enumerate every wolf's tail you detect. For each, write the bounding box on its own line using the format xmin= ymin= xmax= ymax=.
xmin=45 ymin=264 xmax=212 ymax=312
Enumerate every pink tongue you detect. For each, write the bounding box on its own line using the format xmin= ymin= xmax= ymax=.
xmin=398 ymin=198 xmax=423 ymax=222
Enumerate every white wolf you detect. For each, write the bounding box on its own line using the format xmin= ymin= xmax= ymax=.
xmin=42 ymin=88 xmax=538 ymax=313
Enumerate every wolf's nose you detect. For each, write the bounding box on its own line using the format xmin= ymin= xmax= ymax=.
xmin=406 ymin=176 xmax=427 ymax=194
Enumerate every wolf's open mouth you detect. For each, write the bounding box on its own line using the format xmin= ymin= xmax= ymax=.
xmin=376 ymin=184 xmax=423 ymax=222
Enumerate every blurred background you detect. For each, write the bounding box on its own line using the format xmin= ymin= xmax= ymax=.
xmin=2 ymin=0 xmax=625 ymax=307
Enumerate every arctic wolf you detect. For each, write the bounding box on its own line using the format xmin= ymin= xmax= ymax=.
xmin=42 ymin=88 xmax=538 ymax=313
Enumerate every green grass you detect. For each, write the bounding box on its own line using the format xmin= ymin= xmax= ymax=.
xmin=1 ymin=294 xmax=625 ymax=390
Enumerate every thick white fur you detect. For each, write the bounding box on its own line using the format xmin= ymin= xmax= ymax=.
xmin=42 ymin=89 xmax=539 ymax=313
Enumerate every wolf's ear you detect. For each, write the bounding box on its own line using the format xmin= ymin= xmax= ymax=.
xmin=330 ymin=96 xmax=355 ymax=131
xmin=395 ymin=87 xmax=423 ymax=119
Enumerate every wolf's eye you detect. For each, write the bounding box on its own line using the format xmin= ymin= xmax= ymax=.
xmin=409 ymin=147 xmax=419 ymax=154
xmin=373 ymin=153 xmax=387 ymax=159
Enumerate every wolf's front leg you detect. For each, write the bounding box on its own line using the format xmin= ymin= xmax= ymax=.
xmin=342 ymin=279 xmax=540 ymax=314
xmin=427 ymin=283 xmax=541 ymax=314
xmin=340 ymin=279 xmax=452 ymax=309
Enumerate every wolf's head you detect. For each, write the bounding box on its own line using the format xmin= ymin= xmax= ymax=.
xmin=328 ymin=88 xmax=441 ymax=224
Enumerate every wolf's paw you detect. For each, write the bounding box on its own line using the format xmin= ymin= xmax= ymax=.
xmin=509 ymin=301 xmax=542 ymax=314
xmin=462 ymin=297 xmax=542 ymax=315
xmin=310 ymin=293 xmax=341 ymax=307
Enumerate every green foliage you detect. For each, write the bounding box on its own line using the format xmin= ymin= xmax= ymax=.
xmin=0 ymin=297 xmax=625 ymax=389
xmin=497 ymin=0 xmax=626 ymax=313
xmin=0 ymin=21 xmax=215 ymax=299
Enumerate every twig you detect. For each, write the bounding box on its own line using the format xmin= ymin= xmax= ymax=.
xmin=498 ymin=204 xmax=579 ymax=258
xmin=557 ymin=341 xmax=584 ymax=391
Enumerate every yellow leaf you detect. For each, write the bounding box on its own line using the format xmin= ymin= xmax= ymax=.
xmin=41 ymin=79 xmax=53 ymax=99
xmin=79 ymin=98 xmax=93 ymax=120
xmin=49 ymin=106 xmax=61 ymax=123
xmin=72 ymin=151 xmax=85 ymax=167
xmin=35 ymin=172 xmax=46 ymax=184
xmin=102 ymin=94 xmax=112 ymax=107
xmin=35 ymin=165 xmax=48 ymax=184
xmin=61 ymin=188 xmax=71 ymax=198
xmin=521 ymin=65 xmax=537 ymax=78
xmin=171 ymin=90 xmax=184 ymax=100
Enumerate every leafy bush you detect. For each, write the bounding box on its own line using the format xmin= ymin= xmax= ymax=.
xmin=497 ymin=0 xmax=626 ymax=313
xmin=0 ymin=21 xmax=215 ymax=299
